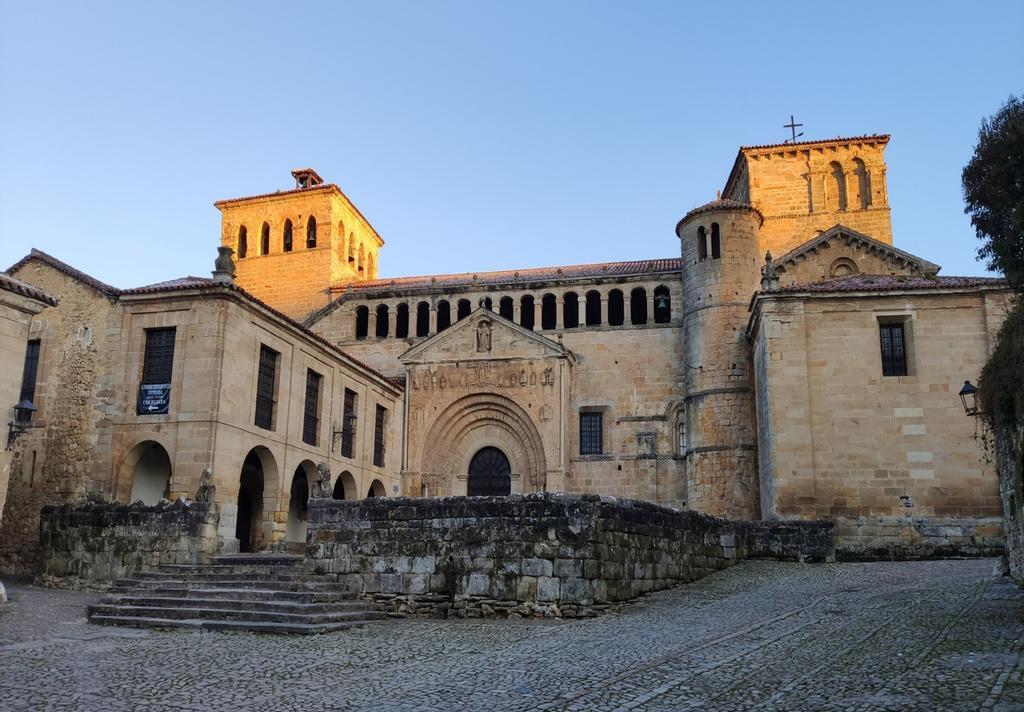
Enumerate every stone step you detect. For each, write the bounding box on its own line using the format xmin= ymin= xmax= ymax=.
xmin=96 ymin=595 xmax=371 ymax=614
xmin=102 ymin=586 xmax=356 ymax=603
xmin=111 ymin=577 xmax=350 ymax=592
xmin=207 ymin=554 xmax=305 ymax=567
xmin=88 ymin=603 xmax=387 ymax=625
xmin=132 ymin=570 xmax=319 ymax=581
xmin=89 ymin=615 xmax=376 ymax=635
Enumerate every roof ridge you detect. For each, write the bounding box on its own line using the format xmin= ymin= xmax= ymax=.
xmin=0 ymin=270 xmax=59 ymax=306
xmin=7 ymin=248 xmax=120 ymax=297
xmin=740 ymin=134 xmax=890 ymax=153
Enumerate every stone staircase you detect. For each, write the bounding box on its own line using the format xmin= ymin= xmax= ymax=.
xmin=88 ymin=554 xmax=387 ymax=634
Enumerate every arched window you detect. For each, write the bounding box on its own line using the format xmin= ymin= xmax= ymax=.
xmin=306 ymin=216 xmax=317 ymax=248
xmin=608 ymin=289 xmax=624 ymax=326
xmin=282 ymin=219 xmax=293 ymax=253
xmin=853 ymin=158 xmax=871 ymax=209
xmin=563 ymin=292 xmax=579 ymax=329
xmin=355 ymin=306 xmax=369 ymax=340
xmin=697 ymin=226 xmax=708 ymax=261
xmin=711 ymin=223 xmax=721 ymax=259
xmin=348 ymin=233 xmax=355 ymax=265
xmin=630 ymin=287 xmax=647 ymax=325
xmin=829 ymin=257 xmax=859 ymax=278
xmin=367 ymin=253 xmax=375 ymax=278
xmin=541 ymin=293 xmax=556 ymax=330
xmin=481 ymin=296 xmax=493 ymax=311
xmin=499 ymin=296 xmax=514 ymax=321
xmin=830 ymin=161 xmax=848 ymax=210
xmin=457 ymin=299 xmax=471 ymax=320
xmin=416 ymin=301 xmax=430 ymax=337
xmin=375 ymin=305 xmax=389 ymax=338
xmin=358 ymin=244 xmax=365 ymax=272
xmin=653 ymin=285 xmax=671 ymax=324
xmin=259 ymin=222 xmax=269 ymax=256
xmin=395 ymin=303 xmax=409 ymax=338
xmin=238 ymin=226 xmax=248 ymax=259
xmin=520 ymin=295 xmax=535 ymax=330
xmin=436 ymin=300 xmax=451 ymax=332
xmin=585 ymin=290 xmax=601 ymax=326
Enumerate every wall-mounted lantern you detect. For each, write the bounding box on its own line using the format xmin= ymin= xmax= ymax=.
xmin=6 ymin=399 xmax=37 ymax=450
xmin=959 ymin=380 xmax=979 ymax=417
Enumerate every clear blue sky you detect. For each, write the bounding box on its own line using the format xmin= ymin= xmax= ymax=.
xmin=1 ymin=1 xmax=1021 ymax=287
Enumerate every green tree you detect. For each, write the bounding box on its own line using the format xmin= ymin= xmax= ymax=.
xmin=962 ymin=94 xmax=1024 ymax=292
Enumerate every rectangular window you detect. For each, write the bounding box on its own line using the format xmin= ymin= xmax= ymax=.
xmin=302 ymin=369 xmax=322 ymax=446
xmin=17 ymin=339 xmax=41 ymax=423
xmin=373 ymin=404 xmax=387 ymax=468
xmin=341 ymin=388 xmax=357 ymax=458
xmin=254 ymin=345 xmax=279 ymax=430
xmin=580 ymin=412 xmax=603 ymax=455
xmin=141 ymin=328 xmax=175 ymax=385
xmin=880 ymin=322 xmax=908 ymax=377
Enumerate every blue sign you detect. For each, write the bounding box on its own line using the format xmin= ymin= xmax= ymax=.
xmin=137 ymin=383 xmax=170 ymax=415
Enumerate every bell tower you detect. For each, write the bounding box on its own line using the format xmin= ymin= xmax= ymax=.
xmin=215 ymin=169 xmax=384 ymax=319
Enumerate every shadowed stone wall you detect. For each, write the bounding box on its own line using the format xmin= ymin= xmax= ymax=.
xmin=39 ymin=500 xmax=219 ymax=581
xmin=306 ymin=493 xmax=833 ymax=618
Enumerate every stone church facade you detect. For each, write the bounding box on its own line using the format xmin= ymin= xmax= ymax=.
xmin=0 ymin=133 xmax=1012 ymax=565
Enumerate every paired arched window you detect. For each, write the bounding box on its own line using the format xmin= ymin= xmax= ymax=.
xmin=436 ymin=300 xmax=451 ymax=331
xmin=630 ymin=287 xmax=648 ymax=325
xmin=653 ymin=285 xmax=671 ymax=324
xmin=355 ymin=306 xmax=369 ymax=340
xmin=457 ymin=299 xmax=472 ymax=320
xmin=415 ymin=302 xmax=430 ymax=337
xmin=608 ymin=289 xmax=624 ymax=326
xmin=238 ymin=226 xmax=248 ymax=258
xmin=375 ymin=305 xmax=389 ymax=338
xmin=306 ymin=216 xmax=317 ymax=248
xmin=710 ymin=223 xmax=721 ymax=259
xmin=520 ymin=295 xmax=535 ymax=330
xmin=283 ymin=219 xmax=293 ymax=252
xmin=697 ymin=226 xmax=708 ymax=261
xmin=563 ymin=292 xmax=579 ymax=329
xmin=499 ymin=296 xmax=514 ymax=321
xmin=585 ymin=291 xmax=601 ymax=326
xmin=852 ymin=158 xmax=871 ymax=209
xmin=395 ymin=303 xmax=409 ymax=338
xmin=830 ymin=161 xmax=848 ymax=210
xmin=541 ymin=293 xmax=557 ymax=330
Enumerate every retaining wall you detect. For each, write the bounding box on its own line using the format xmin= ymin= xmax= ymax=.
xmin=306 ymin=493 xmax=834 ymax=618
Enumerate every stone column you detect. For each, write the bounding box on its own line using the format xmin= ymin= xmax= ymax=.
xmin=624 ymin=293 xmax=632 ymax=325
xmin=513 ymin=301 xmax=522 ymax=323
xmin=600 ymin=296 xmax=608 ymax=326
xmin=429 ymin=305 xmax=437 ymax=335
xmin=533 ymin=298 xmax=543 ymax=330
xmin=647 ymin=291 xmax=656 ymax=323
xmin=369 ymin=308 xmax=378 ymax=338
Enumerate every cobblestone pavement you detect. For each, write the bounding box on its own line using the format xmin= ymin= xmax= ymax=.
xmin=2 ymin=559 xmax=1024 ymax=711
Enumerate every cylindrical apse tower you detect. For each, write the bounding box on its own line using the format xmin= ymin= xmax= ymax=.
xmin=676 ymin=199 xmax=763 ymax=520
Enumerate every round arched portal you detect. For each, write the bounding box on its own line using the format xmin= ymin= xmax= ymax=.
xmin=366 ymin=479 xmax=386 ymax=498
xmin=333 ymin=470 xmax=356 ymax=500
xmin=467 ymin=446 xmax=511 ymax=496
xmin=236 ymin=447 xmax=278 ymax=553
xmin=419 ymin=393 xmax=547 ymax=496
xmin=127 ymin=441 xmax=171 ymax=505
xmin=286 ymin=461 xmax=316 ymax=545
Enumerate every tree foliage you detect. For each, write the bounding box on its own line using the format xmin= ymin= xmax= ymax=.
xmin=962 ymin=95 xmax=1024 ymax=292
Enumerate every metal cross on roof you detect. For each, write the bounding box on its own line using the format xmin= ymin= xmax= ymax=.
xmin=783 ymin=115 xmax=804 ymax=143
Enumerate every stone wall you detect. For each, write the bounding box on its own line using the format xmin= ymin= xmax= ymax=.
xmin=38 ymin=499 xmax=219 ymax=582
xmin=306 ymin=493 xmax=833 ymax=618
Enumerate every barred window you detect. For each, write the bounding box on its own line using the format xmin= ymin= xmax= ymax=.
xmin=373 ymin=404 xmax=387 ymax=468
xmin=302 ymin=369 xmax=322 ymax=446
xmin=254 ymin=345 xmax=279 ymax=430
xmin=341 ymin=388 xmax=357 ymax=458
xmin=880 ymin=322 xmax=908 ymax=377
xmin=580 ymin=412 xmax=603 ymax=455
xmin=141 ymin=329 xmax=175 ymax=385
xmin=17 ymin=339 xmax=41 ymax=423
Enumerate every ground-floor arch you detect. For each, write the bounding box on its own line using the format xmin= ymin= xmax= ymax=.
xmin=286 ymin=460 xmax=316 ymax=544
xmin=467 ymin=446 xmax=512 ymax=496
xmin=126 ymin=441 xmax=172 ymax=505
xmin=236 ymin=446 xmax=278 ymax=553
xmin=367 ymin=479 xmax=386 ymax=497
xmin=333 ymin=470 xmax=356 ymax=499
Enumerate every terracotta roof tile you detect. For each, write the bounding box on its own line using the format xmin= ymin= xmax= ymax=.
xmin=6 ymin=248 xmax=119 ymax=297
xmin=773 ymin=274 xmax=1006 ymax=294
xmin=330 ymin=258 xmax=683 ymax=295
xmin=0 ymin=271 xmax=59 ymax=306
xmin=213 ymin=182 xmax=339 ymax=207
xmin=677 ymin=198 xmax=764 ymax=228
xmin=740 ymin=134 xmax=890 ymax=153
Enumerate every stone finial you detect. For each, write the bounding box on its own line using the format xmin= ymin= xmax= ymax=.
xmin=195 ymin=468 xmax=216 ymax=503
xmin=760 ymin=251 xmax=779 ymax=292
xmin=212 ymin=246 xmax=236 ymax=284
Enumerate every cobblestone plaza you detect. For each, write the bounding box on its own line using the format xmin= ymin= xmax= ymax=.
xmin=2 ymin=559 xmax=1023 ymax=711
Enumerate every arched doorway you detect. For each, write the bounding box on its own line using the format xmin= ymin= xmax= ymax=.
xmin=236 ymin=450 xmax=266 ymax=553
xmin=127 ymin=441 xmax=171 ymax=505
xmin=467 ymin=446 xmax=512 ymax=496
xmin=286 ymin=462 xmax=314 ymax=545
xmin=366 ymin=479 xmax=386 ymax=498
xmin=333 ymin=470 xmax=355 ymax=500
